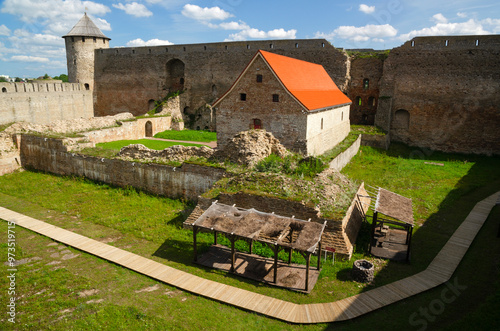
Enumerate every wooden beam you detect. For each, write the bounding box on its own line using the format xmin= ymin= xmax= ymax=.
xmin=230 ymin=236 xmax=235 ymax=272
xmin=369 ymin=211 xmax=378 ymax=255
xmin=214 ymin=230 xmax=217 ymax=245
xmin=273 ymin=244 xmax=278 ymax=284
xmin=305 ymin=253 xmax=311 ymax=292
xmin=317 ymin=240 xmax=322 ymax=270
xmin=193 ymin=226 xmax=198 ymax=262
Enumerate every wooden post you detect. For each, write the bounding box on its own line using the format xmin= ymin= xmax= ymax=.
xmin=406 ymin=225 xmax=413 ymax=262
xmin=230 ymin=236 xmax=235 ymax=272
xmin=369 ymin=211 xmax=378 ymax=255
xmin=273 ymin=244 xmax=278 ymax=284
xmin=305 ymin=253 xmax=311 ymax=292
xmin=214 ymin=230 xmax=217 ymax=245
xmin=317 ymin=240 xmax=322 ymax=270
xmin=288 ymin=248 xmax=292 ymax=264
xmin=249 ymin=240 xmax=253 ymax=255
xmin=193 ymin=226 xmax=198 ymax=262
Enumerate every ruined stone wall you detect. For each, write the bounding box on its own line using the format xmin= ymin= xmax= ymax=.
xmin=19 ymin=135 xmax=225 ymax=200
xmin=82 ymin=117 xmax=171 ymax=144
xmin=347 ymin=57 xmax=384 ymax=125
xmin=93 ymin=39 xmax=350 ymax=130
xmin=375 ymin=35 xmax=500 ymax=155
xmin=0 ymin=82 xmax=93 ymax=125
xmin=215 ymin=56 xmax=308 ymax=153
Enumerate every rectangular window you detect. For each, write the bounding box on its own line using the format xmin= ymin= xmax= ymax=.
xmin=240 ymin=93 xmax=247 ymax=101
xmin=272 ymin=94 xmax=279 ymax=102
xmin=256 ymin=74 xmax=263 ymax=83
xmin=93 ymin=37 xmax=96 ymax=43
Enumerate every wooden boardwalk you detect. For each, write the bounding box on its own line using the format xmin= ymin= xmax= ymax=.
xmin=1 ymin=191 xmax=498 ymax=324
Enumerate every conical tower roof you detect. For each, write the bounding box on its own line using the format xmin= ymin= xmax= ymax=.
xmin=63 ymin=13 xmax=110 ymax=40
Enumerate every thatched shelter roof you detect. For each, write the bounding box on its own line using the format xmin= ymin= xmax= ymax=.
xmin=375 ymin=188 xmax=414 ymax=225
xmin=193 ymin=202 xmax=326 ymax=253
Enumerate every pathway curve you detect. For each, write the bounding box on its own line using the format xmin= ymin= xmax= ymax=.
xmin=1 ymin=191 xmax=498 ymax=323
xmin=145 ymin=137 xmax=217 ymax=148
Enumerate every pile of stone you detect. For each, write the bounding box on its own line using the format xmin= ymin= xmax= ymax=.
xmin=118 ymin=144 xmax=214 ymax=163
xmin=0 ymin=132 xmax=16 ymax=156
xmin=213 ymin=130 xmax=288 ymax=167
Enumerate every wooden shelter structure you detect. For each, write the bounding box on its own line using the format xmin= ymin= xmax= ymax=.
xmin=368 ymin=188 xmax=414 ymax=262
xmin=192 ymin=201 xmax=326 ymax=292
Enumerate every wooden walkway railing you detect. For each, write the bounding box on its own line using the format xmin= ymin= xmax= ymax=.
xmin=1 ymin=191 xmax=498 ymax=324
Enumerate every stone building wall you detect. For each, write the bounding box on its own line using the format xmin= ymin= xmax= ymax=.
xmin=375 ymin=35 xmax=500 ymax=155
xmin=18 ymin=135 xmax=225 ymax=200
xmin=0 ymin=82 xmax=93 ymax=125
xmin=93 ymin=39 xmax=350 ymax=130
xmin=215 ymin=55 xmax=308 ymax=153
xmin=64 ymin=36 xmax=110 ymax=91
xmin=347 ymin=57 xmax=384 ymax=125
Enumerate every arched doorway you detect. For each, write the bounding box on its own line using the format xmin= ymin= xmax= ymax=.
xmin=394 ymin=109 xmax=410 ymax=129
xmin=145 ymin=121 xmax=153 ymax=137
xmin=148 ymin=99 xmax=156 ymax=112
xmin=166 ymin=59 xmax=185 ymax=91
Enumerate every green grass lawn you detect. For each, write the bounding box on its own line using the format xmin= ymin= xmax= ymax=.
xmin=154 ymin=129 xmax=217 ymax=142
xmin=0 ymin=142 xmax=499 ymax=329
xmin=96 ymin=139 xmax=206 ymax=151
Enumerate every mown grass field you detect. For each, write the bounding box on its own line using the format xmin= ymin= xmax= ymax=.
xmin=0 ymin=142 xmax=499 ymax=330
xmin=154 ymin=129 xmax=217 ymax=142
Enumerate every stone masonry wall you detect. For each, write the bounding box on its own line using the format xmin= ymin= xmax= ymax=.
xmin=215 ymin=55 xmax=308 ymax=153
xmin=18 ymin=135 xmax=225 ymax=200
xmin=347 ymin=57 xmax=384 ymax=125
xmin=0 ymin=82 xmax=93 ymax=125
xmin=82 ymin=117 xmax=172 ymax=144
xmin=375 ymin=35 xmax=500 ymax=155
xmin=93 ymin=39 xmax=350 ymax=130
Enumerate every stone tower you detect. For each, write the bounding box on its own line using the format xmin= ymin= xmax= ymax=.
xmin=63 ymin=13 xmax=110 ymax=91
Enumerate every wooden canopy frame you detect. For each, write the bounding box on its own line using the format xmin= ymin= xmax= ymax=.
xmin=369 ymin=188 xmax=414 ymax=262
xmin=192 ymin=201 xmax=327 ymax=291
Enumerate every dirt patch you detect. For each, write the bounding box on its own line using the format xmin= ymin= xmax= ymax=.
xmin=61 ymin=253 xmax=80 ymax=260
xmin=4 ymin=256 xmax=42 ymax=267
xmin=213 ymin=130 xmax=288 ymax=167
xmin=46 ymin=261 xmax=61 ymax=266
xmin=135 ymin=284 xmax=160 ymax=293
xmin=86 ymin=299 xmax=104 ymax=304
xmin=78 ymin=289 xmax=99 ymax=298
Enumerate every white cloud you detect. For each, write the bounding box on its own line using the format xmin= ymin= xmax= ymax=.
xmin=208 ymin=21 xmax=250 ymax=30
xmin=457 ymin=12 xmax=467 ymax=18
xmin=359 ymin=4 xmax=375 ymax=14
xmin=432 ymin=13 xmax=448 ymax=24
xmin=226 ymin=28 xmax=297 ymax=41
xmin=316 ymin=24 xmax=397 ymax=43
xmin=126 ymin=38 xmax=174 ymax=47
xmin=11 ymin=55 xmax=49 ymax=62
xmin=398 ymin=16 xmax=498 ymax=41
xmin=0 ymin=24 xmax=11 ymax=36
xmin=113 ymin=2 xmax=153 ymax=18
xmin=181 ymin=4 xmax=233 ymax=21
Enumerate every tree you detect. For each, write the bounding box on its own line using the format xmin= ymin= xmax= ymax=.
xmin=0 ymin=77 xmax=7 ymax=82
xmin=53 ymin=74 xmax=68 ymax=82
xmin=15 ymin=77 xmax=23 ymax=82
xmin=43 ymin=73 xmax=50 ymax=80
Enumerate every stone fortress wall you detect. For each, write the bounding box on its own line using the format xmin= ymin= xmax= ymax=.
xmin=374 ymin=35 xmax=500 ymax=155
xmin=93 ymin=39 xmax=350 ymax=131
xmin=0 ymin=82 xmax=93 ymax=125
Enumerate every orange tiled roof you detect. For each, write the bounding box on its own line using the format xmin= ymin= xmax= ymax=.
xmin=259 ymin=50 xmax=351 ymax=111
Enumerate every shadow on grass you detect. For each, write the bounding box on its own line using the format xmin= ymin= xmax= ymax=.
xmin=326 ymin=143 xmax=500 ymax=330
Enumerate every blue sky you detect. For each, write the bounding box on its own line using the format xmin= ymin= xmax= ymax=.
xmin=0 ymin=0 xmax=499 ymax=78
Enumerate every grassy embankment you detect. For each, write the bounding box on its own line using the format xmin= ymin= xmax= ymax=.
xmin=0 ymin=141 xmax=499 ymax=329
